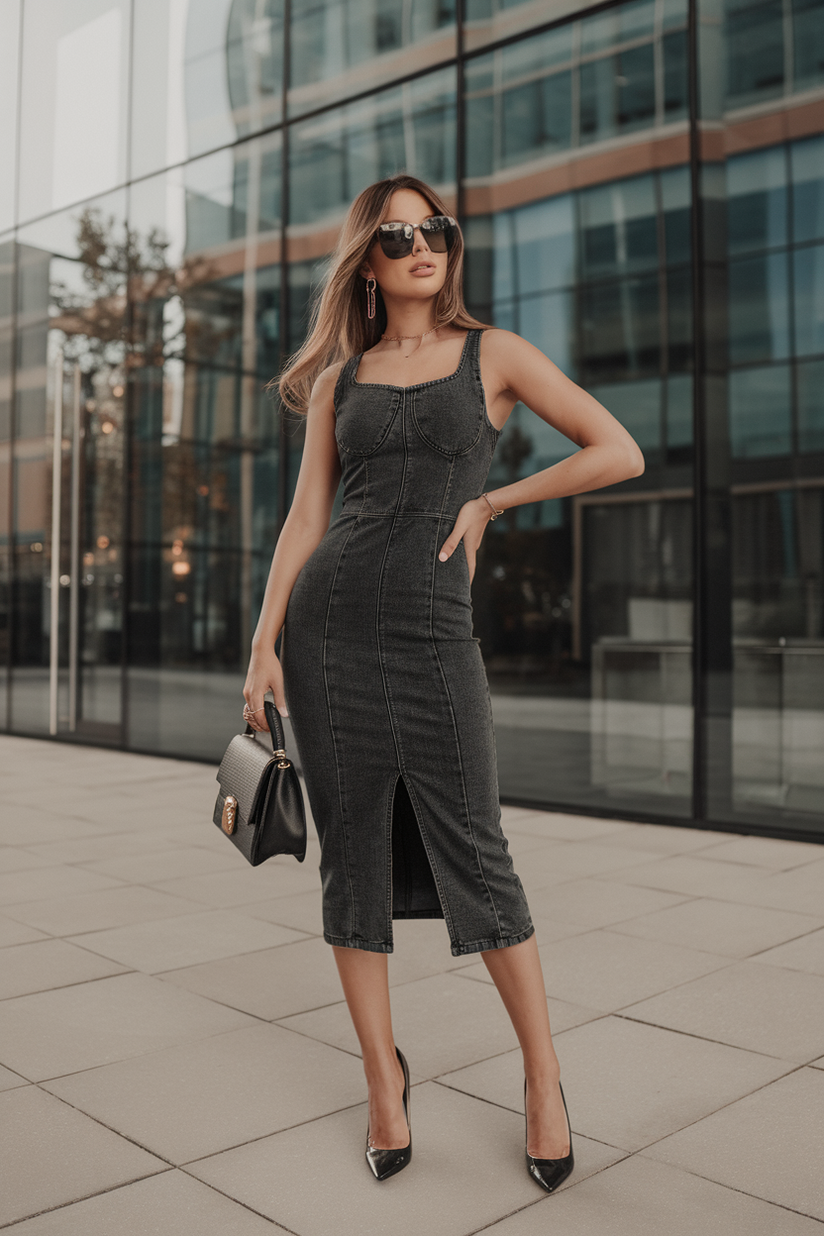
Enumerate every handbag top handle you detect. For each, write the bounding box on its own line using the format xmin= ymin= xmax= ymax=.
xmin=244 ymin=700 xmax=287 ymax=755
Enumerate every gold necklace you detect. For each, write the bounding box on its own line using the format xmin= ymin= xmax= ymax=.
xmin=382 ymin=325 xmax=438 ymax=341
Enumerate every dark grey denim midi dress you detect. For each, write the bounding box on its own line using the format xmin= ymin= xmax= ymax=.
xmin=281 ymin=328 xmax=534 ymax=956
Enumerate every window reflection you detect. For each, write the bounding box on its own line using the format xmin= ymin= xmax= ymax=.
xmin=0 ymin=236 xmax=12 ymax=727
xmin=288 ymin=68 xmax=456 ymax=233
xmin=12 ymin=194 xmax=128 ymax=735
xmin=725 ymin=0 xmax=824 ymax=108
xmin=131 ymin=0 xmax=285 ymax=181
xmin=465 ymin=55 xmax=694 ymax=814
xmin=18 ymin=1 xmax=130 ymax=224
xmin=733 ymin=487 xmax=824 ymax=812
xmin=0 ymin=1 xmax=21 ymax=232
xmin=465 ymin=3 xmax=688 ymax=178
xmin=126 ymin=139 xmax=282 ymax=756
xmin=289 ymin=0 xmax=456 ymax=117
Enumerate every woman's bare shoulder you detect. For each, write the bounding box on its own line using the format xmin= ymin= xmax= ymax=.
xmin=308 ymin=360 xmax=347 ymax=411
xmin=479 ymin=327 xmax=538 ymax=359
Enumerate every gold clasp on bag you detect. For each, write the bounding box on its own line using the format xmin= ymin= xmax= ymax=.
xmin=273 ymin=748 xmax=291 ymax=769
xmin=221 ymin=794 xmax=238 ymax=834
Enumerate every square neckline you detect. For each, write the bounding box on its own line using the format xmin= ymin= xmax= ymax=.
xmin=351 ymin=328 xmax=475 ymax=392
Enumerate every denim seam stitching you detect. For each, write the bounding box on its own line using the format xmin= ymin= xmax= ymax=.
xmin=373 ymin=392 xmax=411 ymax=946
xmin=322 ymin=516 xmax=360 ymax=938
xmin=336 ymin=389 xmax=401 ymax=458
xmin=430 ymin=508 xmax=503 ymax=942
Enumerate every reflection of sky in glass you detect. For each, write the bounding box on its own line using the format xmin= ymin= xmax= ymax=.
xmin=729 ymin=252 xmax=790 ymax=364
xmin=730 ymin=364 xmax=792 ymax=457
xmin=794 ymin=244 xmax=824 ymax=357
xmin=792 ymin=136 xmax=824 ymax=243
xmin=289 ymin=68 xmax=455 ymax=227
xmin=492 ymin=196 xmax=575 ymax=301
xmin=0 ymin=0 xmax=21 ymax=232
xmin=727 ymin=147 xmax=787 ymax=255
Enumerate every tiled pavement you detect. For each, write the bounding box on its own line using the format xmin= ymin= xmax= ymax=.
xmin=1 ymin=734 xmax=823 ymax=1234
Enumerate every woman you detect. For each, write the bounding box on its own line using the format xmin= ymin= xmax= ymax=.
xmin=243 ymin=174 xmax=644 ymax=1189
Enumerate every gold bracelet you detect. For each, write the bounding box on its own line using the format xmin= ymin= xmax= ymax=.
xmin=481 ymin=493 xmax=505 ymax=520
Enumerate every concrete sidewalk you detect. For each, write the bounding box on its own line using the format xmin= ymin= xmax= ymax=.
xmin=1 ymin=733 xmax=823 ymax=1234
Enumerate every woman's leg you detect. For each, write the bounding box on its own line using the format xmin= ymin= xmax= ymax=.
xmin=332 ymin=945 xmax=410 ymax=1149
xmin=482 ymin=934 xmax=571 ymax=1159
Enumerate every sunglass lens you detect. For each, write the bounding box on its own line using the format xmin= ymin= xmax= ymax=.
xmin=378 ymin=222 xmax=413 ymax=258
xmin=420 ymin=216 xmax=456 ymax=252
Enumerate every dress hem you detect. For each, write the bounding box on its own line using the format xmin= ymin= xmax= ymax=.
xmin=323 ymin=921 xmax=535 ymax=957
xmin=449 ymin=921 xmax=535 ymax=957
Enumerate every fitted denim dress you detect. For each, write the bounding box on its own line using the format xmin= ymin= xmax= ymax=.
xmin=281 ymin=328 xmax=534 ymax=957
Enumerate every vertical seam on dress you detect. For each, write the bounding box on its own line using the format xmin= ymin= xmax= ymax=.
xmin=322 ymin=516 xmax=360 ymax=938
xmin=429 ymin=386 xmax=503 ymax=941
xmin=374 ymin=392 xmax=408 ymax=942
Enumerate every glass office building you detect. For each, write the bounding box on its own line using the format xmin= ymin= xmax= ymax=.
xmin=1 ymin=0 xmax=823 ymax=840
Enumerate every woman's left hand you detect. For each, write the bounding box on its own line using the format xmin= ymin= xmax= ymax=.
xmin=438 ymin=497 xmax=495 ymax=583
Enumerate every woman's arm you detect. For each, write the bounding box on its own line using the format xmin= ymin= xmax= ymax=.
xmin=439 ymin=329 xmax=644 ymax=573
xmin=243 ymin=364 xmax=342 ymax=726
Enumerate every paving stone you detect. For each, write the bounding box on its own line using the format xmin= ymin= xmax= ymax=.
xmin=644 ymin=1068 xmax=824 ymax=1220
xmin=1 ymin=1170 xmax=288 ymax=1235
xmin=0 ymin=1085 xmax=165 ymax=1227
xmin=2 ymin=884 xmax=205 ymax=936
xmin=66 ymin=909 xmax=306 ymax=973
xmin=160 ymin=935 xmax=344 ymax=1019
xmin=0 ymin=971 xmax=255 ymax=1080
xmin=612 ymin=897 xmax=824 ymax=958
xmin=623 ymin=959 xmax=824 ymax=1062
xmin=751 ymin=926 xmax=824 ymax=976
xmin=43 ymin=1023 xmax=367 ymax=1163
xmin=0 ymin=937 xmax=128 ymax=999
xmin=480 ymin=1154 xmax=824 ymax=1235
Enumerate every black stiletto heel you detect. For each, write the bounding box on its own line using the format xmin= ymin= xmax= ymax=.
xmin=524 ymin=1077 xmax=574 ymax=1193
xmin=365 ymin=1046 xmax=412 ymax=1181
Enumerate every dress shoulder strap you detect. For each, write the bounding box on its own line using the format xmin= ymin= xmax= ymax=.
xmin=464 ymin=326 xmax=485 ymax=385
xmin=333 ymin=355 xmax=359 ymax=409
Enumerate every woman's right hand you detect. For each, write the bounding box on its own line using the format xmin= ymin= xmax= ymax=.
xmin=243 ymin=644 xmax=288 ymax=732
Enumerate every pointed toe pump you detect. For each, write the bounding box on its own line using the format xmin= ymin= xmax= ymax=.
xmin=365 ymin=1047 xmax=412 ymax=1181
xmin=524 ymin=1077 xmax=574 ymax=1193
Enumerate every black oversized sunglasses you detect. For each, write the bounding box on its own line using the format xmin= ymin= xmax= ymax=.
xmin=373 ymin=215 xmax=458 ymax=259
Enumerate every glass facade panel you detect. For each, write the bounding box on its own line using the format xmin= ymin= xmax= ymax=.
xmin=289 ymin=69 xmax=456 ymax=230
xmin=793 ymin=0 xmax=824 ymax=91
xmin=17 ymin=0 xmax=131 ymax=225
xmin=289 ymin=0 xmax=456 ymax=117
xmin=0 ymin=0 xmax=821 ymax=836
xmin=792 ymin=136 xmax=824 ymax=244
xmin=0 ymin=234 xmax=12 ymax=728
xmin=693 ymin=0 xmax=824 ymax=832
xmin=0 ymin=1 xmax=21 ymax=233
xmin=131 ymin=0 xmax=286 ymax=179
xmin=463 ymin=0 xmax=695 ymax=821
xmin=729 ymin=364 xmax=792 ymax=457
xmin=797 ymin=357 xmax=824 ymax=452
xmin=726 ymin=0 xmax=784 ymax=107
xmin=727 ymin=148 xmax=788 ymax=255
xmin=794 ymin=243 xmax=824 ymax=357
xmin=127 ymin=137 xmax=282 ymax=758
xmin=11 ymin=193 xmax=128 ymax=737
xmin=464 ymin=0 xmax=559 ymax=52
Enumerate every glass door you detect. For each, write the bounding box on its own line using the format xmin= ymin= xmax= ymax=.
xmin=50 ymin=351 xmax=125 ymax=741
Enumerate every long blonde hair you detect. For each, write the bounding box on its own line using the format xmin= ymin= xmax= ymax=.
xmin=276 ymin=174 xmax=491 ymax=414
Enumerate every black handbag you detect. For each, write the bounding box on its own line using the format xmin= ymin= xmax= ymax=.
xmin=213 ymin=700 xmax=307 ymax=865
